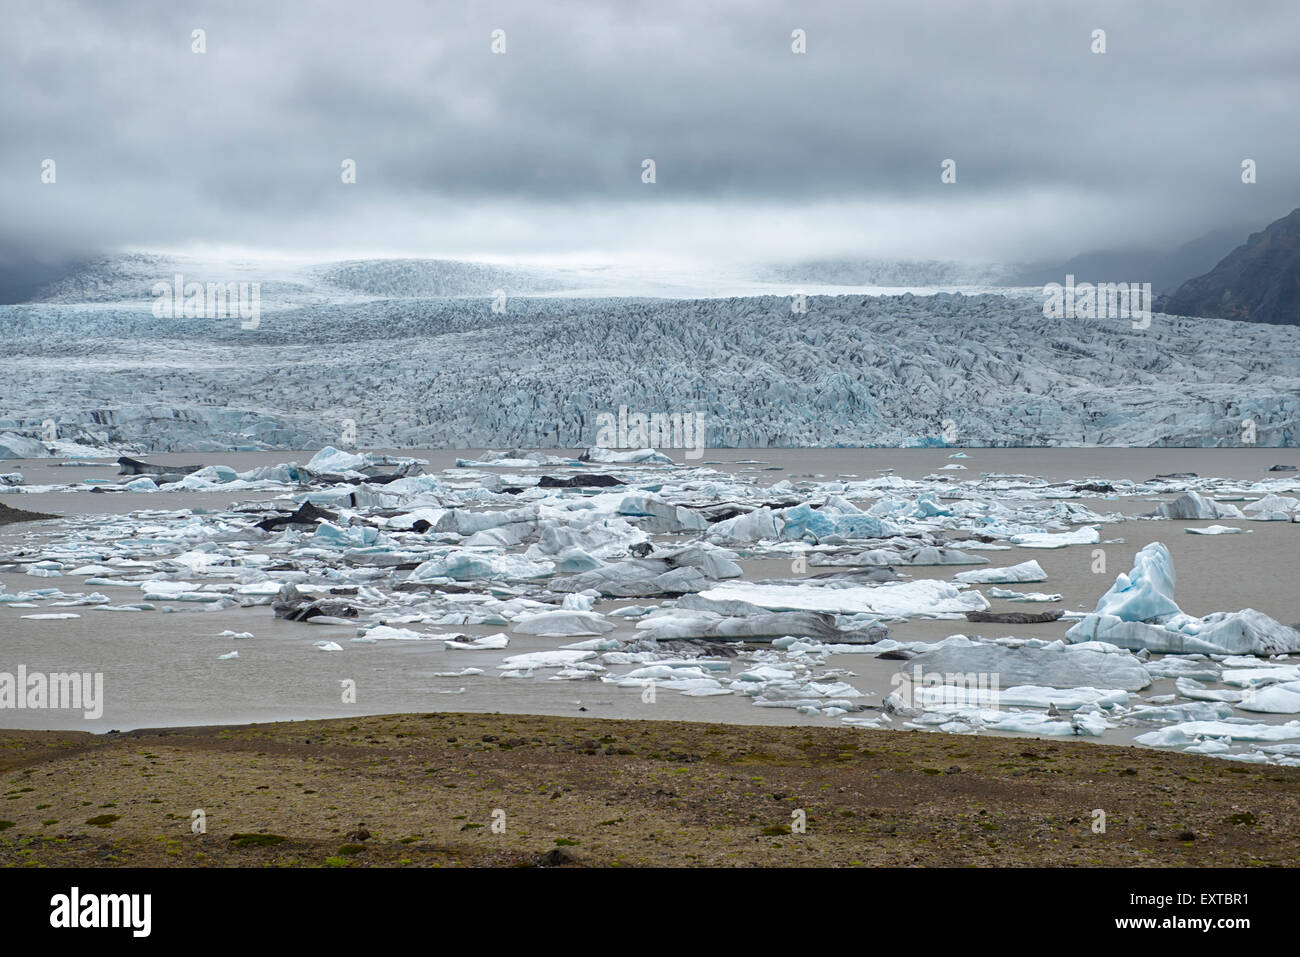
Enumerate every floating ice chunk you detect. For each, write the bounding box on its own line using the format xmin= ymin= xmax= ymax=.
xmin=778 ymin=501 xmax=889 ymax=541
xmin=1185 ymin=525 xmax=1248 ymax=535
xmin=1144 ymin=657 xmax=1221 ymax=681
xmin=1157 ymin=491 xmax=1243 ymax=520
xmin=0 ymin=432 xmax=48 ymax=458
xmin=312 ymin=640 xmax=343 ymax=652
xmin=1072 ymin=609 xmax=1300 ymax=656
xmin=610 ymin=605 xmax=656 ymax=617
xmin=583 ymin=447 xmax=673 ymax=464
xmin=500 ymin=649 xmax=597 ymax=670
xmin=698 ymin=579 xmax=987 ymax=617
xmin=1235 ymin=681 xmax=1300 ymax=713
xmin=305 ymin=446 xmax=368 ymax=473
xmin=911 ymin=684 xmax=1128 ymax=711
xmin=561 ymin=593 xmax=595 ymax=612
xmin=555 ymin=548 xmax=604 ymax=573
xmin=1174 ymin=677 xmax=1243 ymax=702
xmin=235 ymin=582 xmax=286 ymax=596
xmin=617 ymin=495 xmax=709 ymax=532
xmin=954 ymin=560 xmax=1047 ymax=584
xmin=1127 ymin=701 xmax=1234 ymax=722
xmin=1243 ymin=495 xmax=1300 ymax=521
xmin=1217 ymin=663 xmax=1300 ymax=686
xmin=20 ymin=613 xmax=80 ymax=620
xmin=512 ymin=610 xmax=613 ymax=637
xmin=218 ymin=651 xmax=239 ymax=660
xmin=1136 ymin=720 xmax=1300 ymax=748
xmin=313 ymin=522 xmax=383 ymax=548
xmin=1184 ymin=739 xmax=1233 ymax=755
xmin=363 ymin=625 xmax=435 ymax=641
xmin=409 ymin=550 xmax=554 ymax=582
xmin=1089 ymin=542 xmax=1179 ymax=621
xmin=902 ymin=635 xmax=1152 ymax=691
xmin=983 ymin=711 xmax=1110 ymax=737
xmin=561 ymin=637 xmax=621 ymax=651
xmin=637 ymin=607 xmax=879 ymax=643
xmin=1009 ymin=526 xmax=1100 ymax=549
xmin=706 ymin=506 xmax=781 ymax=543
xmin=217 ymin=630 xmax=254 ymax=640
xmin=1068 ymin=545 xmax=1300 ymax=653
xmin=444 ymin=633 xmax=510 ymax=650
xmin=987 ymin=587 xmax=1062 ymax=602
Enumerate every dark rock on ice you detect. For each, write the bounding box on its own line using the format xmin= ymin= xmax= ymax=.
xmin=116 ymin=456 xmax=202 ymax=483
xmin=272 ymin=583 xmax=359 ymax=622
xmin=807 ymin=567 xmax=904 ymax=584
xmin=254 ymin=500 xmax=339 ymax=531
xmin=536 ymin=473 xmax=624 ymax=488
xmin=1072 ymin=482 xmax=1115 ymax=493
xmin=965 ymin=610 xmax=1064 ymax=624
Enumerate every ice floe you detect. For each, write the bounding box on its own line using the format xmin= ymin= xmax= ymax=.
xmin=1067 ymin=542 xmax=1300 ymax=655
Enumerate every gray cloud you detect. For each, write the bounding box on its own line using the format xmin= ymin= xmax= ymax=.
xmin=2 ymin=0 xmax=1297 ymax=268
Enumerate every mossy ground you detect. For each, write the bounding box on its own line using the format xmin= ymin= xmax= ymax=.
xmin=0 ymin=714 xmax=1296 ymax=867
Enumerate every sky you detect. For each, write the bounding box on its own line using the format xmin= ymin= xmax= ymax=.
xmin=3 ymin=0 xmax=1298 ymax=271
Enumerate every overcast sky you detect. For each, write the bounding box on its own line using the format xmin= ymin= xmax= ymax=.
xmin=3 ymin=0 xmax=1298 ymax=269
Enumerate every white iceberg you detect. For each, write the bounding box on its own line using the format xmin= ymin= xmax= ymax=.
xmin=954 ymin=560 xmax=1047 ymax=584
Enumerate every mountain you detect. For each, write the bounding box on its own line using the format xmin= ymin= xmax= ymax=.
xmin=0 ymin=246 xmax=89 ymax=305
xmin=1011 ymin=225 xmax=1251 ymax=295
xmin=1160 ymin=208 xmax=1300 ymax=325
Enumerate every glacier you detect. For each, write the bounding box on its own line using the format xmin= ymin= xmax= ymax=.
xmin=4 ymin=276 xmax=1300 ymax=451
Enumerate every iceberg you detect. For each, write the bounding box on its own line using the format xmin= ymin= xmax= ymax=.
xmin=954 ymin=560 xmax=1047 ymax=584
xmin=1066 ymin=542 xmax=1300 ymax=655
xmin=1008 ymin=526 xmax=1100 ymax=549
xmin=1135 ymin=720 xmax=1300 ymax=748
xmin=1090 ymin=542 xmax=1179 ymax=621
xmin=697 ymin=579 xmax=988 ymax=617
xmin=511 ymin=610 xmax=614 ymax=637
xmin=1157 ymin=491 xmax=1244 ymax=520
xmin=901 ymin=635 xmax=1152 ymax=691
xmin=582 ymin=447 xmax=672 ymax=465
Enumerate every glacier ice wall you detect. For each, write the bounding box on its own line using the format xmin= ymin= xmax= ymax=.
xmin=1 ymin=292 xmax=1298 ymax=451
